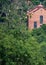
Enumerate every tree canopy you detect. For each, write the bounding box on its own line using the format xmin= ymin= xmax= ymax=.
xmin=0 ymin=0 xmax=46 ymax=65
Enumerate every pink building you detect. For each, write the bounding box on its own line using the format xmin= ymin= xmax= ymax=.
xmin=27 ymin=4 xmax=46 ymax=30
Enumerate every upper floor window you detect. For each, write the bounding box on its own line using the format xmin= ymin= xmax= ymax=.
xmin=40 ymin=15 xmax=43 ymax=24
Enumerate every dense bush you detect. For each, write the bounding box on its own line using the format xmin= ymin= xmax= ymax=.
xmin=0 ymin=24 xmax=46 ymax=65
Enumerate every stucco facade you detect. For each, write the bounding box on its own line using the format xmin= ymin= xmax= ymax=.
xmin=27 ymin=4 xmax=46 ymax=30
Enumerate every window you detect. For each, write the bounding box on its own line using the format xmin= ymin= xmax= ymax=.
xmin=34 ymin=22 xmax=37 ymax=28
xmin=40 ymin=15 xmax=43 ymax=24
xmin=1 ymin=13 xmax=6 ymax=17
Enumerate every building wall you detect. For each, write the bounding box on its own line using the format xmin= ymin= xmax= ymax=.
xmin=28 ymin=8 xmax=46 ymax=30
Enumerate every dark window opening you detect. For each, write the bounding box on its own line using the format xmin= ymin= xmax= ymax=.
xmin=40 ymin=15 xmax=43 ymax=24
xmin=1 ymin=13 xmax=6 ymax=17
xmin=34 ymin=22 xmax=37 ymax=28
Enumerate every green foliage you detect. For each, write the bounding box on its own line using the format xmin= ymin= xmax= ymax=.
xmin=0 ymin=24 xmax=46 ymax=65
xmin=0 ymin=0 xmax=46 ymax=65
xmin=31 ymin=25 xmax=46 ymax=43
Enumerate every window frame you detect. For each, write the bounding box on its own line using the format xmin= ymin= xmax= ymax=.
xmin=40 ymin=15 xmax=43 ymax=24
xmin=34 ymin=21 xmax=37 ymax=28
